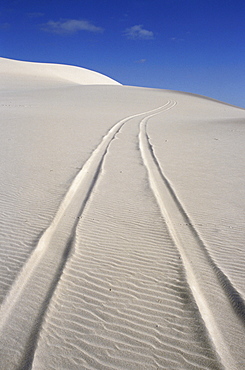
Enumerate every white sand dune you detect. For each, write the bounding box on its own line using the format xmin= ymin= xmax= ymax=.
xmin=0 ymin=57 xmax=245 ymax=369
xmin=0 ymin=57 xmax=121 ymax=89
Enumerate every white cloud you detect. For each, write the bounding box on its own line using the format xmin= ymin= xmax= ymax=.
xmin=170 ymin=37 xmax=184 ymax=42
xmin=135 ymin=59 xmax=147 ymax=63
xmin=124 ymin=25 xmax=154 ymax=40
xmin=41 ymin=19 xmax=103 ymax=35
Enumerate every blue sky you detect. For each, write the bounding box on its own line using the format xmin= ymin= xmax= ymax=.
xmin=1 ymin=0 xmax=244 ymax=107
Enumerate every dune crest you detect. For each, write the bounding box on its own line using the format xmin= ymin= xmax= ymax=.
xmin=0 ymin=57 xmax=121 ymax=88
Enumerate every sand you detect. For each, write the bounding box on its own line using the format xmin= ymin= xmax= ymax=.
xmin=0 ymin=57 xmax=245 ymax=369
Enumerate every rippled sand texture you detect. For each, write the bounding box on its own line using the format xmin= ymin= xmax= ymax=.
xmin=0 ymin=58 xmax=245 ymax=369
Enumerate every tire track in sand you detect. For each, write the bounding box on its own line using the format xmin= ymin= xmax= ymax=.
xmin=139 ymin=104 xmax=245 ymax=369
xmin=31 ymin=103 xmax=220 ymax=369
xmin=0 ymin=102 xmax=172 ymax=370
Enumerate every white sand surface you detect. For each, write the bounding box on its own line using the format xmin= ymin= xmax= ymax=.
xmin=0 ymin=57 xmax=121 ymax=89
xmin=0 ymin=57 xmax=245 ymax=369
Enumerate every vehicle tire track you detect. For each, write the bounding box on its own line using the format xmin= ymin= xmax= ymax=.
xmin=31 ymin=104 xmax=221 ymax=369
xmin=0 ymin=102 xmax=171 ymax=370
xmin=139 ymin=104 xmax=245 ymax=369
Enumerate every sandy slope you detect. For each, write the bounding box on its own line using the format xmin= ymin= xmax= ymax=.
xmin=0 ymin=57 xmax=121 ymax=89
xmin=0 ymin=58 xmax=245 ymax=369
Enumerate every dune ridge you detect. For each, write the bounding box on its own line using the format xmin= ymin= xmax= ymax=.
xmin=0 ymin=57 xmax=121 ymax=88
